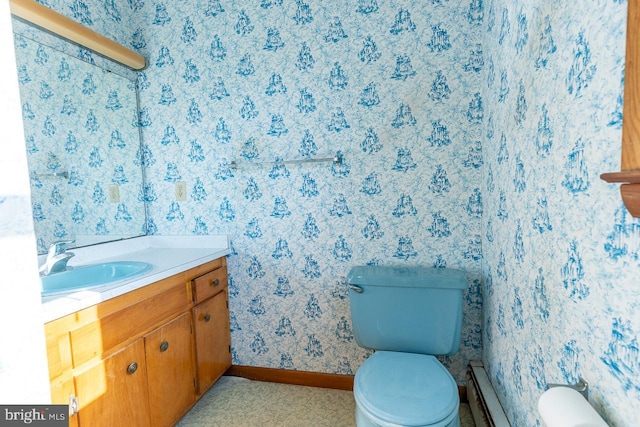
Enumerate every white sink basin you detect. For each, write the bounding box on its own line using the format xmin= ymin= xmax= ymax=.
xmin=41 ymin=261 xmax=152 ymax=296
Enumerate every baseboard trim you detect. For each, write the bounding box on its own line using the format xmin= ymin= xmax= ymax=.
xmin=466 ymin=361 xmax=510 ymax=426
xmin=226 ymin=365 xmax=468 ymax=402
xmin=225 ymin=365 xmax=354 ymax=391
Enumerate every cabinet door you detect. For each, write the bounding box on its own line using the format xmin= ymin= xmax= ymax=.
xmin=145 ymin=312 xmax=195 ymax=427
xmin=75 ymin=339 xmax=150 ymax=427
xmin=193 ymin=289 xmax=231 ymax=394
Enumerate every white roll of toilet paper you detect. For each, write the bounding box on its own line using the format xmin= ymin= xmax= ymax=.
xmin=538 ymin=387 xmax=608 ymax=427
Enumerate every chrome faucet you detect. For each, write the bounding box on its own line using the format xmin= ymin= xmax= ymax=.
xmin=39 ymin=240 xmax=75 ymax=276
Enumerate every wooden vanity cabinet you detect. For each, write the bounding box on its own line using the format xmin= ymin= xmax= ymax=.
xmin=44 ymin=257 xmax=230 ymax=427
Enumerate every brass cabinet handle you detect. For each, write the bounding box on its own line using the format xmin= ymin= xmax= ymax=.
xmin=203 ymin=314 xmax=211 ymax=322
xmin=159 ymin=341 xmax=169 ymax=352
xmin=126 ymin=362 xmax=138 ymax=375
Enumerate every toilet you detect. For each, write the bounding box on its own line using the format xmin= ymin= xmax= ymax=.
xmin=347 ymin=266 xmax=468 ymax=427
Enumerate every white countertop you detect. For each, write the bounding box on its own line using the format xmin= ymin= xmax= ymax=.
xmin=41 ymin=235 xmax=230 ymax=323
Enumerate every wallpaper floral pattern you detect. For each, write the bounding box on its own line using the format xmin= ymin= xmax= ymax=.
xmin=481 ymin=0 xmax=638 ymax=425
xmin=131 ymin=0 xmax=484 ymax=383
xmin=10 ymin=0 xmax=640 ymax=424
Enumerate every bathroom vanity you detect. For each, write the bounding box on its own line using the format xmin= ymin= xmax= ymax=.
xmin=40 ymin=237 xmax=231 ymax=427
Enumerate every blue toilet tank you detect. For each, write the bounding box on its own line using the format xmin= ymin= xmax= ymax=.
xmin=347 ymin=266 xmax=468 ymax=356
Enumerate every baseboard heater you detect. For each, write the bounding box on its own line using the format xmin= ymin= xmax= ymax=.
xmin=466 ymin=361 xmax=511 ymax=427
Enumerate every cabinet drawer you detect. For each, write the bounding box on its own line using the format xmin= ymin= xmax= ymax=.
xmin=192 ymin=266 xmax=228 ymax=303
xmin=70 ymin=282 xmax=189 ymax=367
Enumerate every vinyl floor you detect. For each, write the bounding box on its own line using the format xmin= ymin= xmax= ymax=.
xmin=177 ymin=375 xmax=476 ymax=427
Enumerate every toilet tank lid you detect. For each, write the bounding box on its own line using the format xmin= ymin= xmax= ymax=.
xmin=347 ymin=266 xmax=467 ymax=289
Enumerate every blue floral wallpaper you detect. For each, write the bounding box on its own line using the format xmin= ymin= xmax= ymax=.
xmin=10 ymin=0 xmax=640 ymax=424
xmin=131 ymin=0 xmax=484 ymax=383
xmin=482 ymin=0 xmax=638 ymax=425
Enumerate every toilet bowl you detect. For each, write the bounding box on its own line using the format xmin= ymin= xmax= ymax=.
xmin=354 ymin=352 xmax=460 ymax=427
xmin=347 ymin=266 xmax=468 ymax=427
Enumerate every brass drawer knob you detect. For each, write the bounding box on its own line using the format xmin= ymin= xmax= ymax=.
xmin=126 ymin=362 xmax=138 ymax=375
xmin=211 ymin=278 xmax=220 ymax=287
xmin=203 ymin=314 xmax=211 ymax=322
xmin=159 ymin=341 xmax=169 ymax=352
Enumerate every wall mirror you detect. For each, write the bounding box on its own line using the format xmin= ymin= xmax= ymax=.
xmin=11 ymin=19 xmax=147 ymax=254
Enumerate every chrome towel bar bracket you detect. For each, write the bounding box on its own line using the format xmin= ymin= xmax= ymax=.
xmin=547 ymin=378 xmax=589 ymax=400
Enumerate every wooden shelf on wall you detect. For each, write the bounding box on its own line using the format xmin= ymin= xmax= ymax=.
xmin=601 ymin=0 xmax=640 ymax=217
xmin=600 ymin=170 xmax=640 ymax=183
xmin=600 ymin=172 xmax=640 ymax=217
